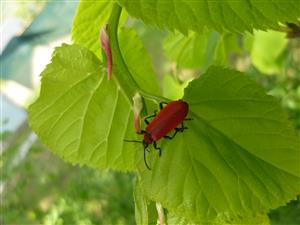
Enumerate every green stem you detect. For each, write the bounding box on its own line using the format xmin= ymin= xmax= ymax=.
xmin=107 ymin=3 xmax=138 ymax=98
xmin=107 ymin=3 xmax=170 ymax=104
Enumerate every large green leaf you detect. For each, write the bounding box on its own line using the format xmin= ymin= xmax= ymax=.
xmin=28 ymin=44 xmax=137 ymax=170
xmin=137 ymin=67 xmax=300 ymax=223
xmin=118 ymin=0 xmax=300 ymax=34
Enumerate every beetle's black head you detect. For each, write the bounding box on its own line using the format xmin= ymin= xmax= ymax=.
xmin=142 ymin=140 xmax=148 ymax=150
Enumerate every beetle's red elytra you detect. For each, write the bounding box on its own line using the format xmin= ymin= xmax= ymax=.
xmin=144 ymin=100 xmax=189 ymax=144
xmin=125 ymin=100 xmax=191 ymax=170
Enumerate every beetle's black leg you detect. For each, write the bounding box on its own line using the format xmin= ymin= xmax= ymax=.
xmin=144 ymin=102 xmax=168 ymax=125
xmin=184 ymin=118 xmax=193 ymax=121
xmin=144 ymin=110 xmax=157 ymax=124
xmin=144 ymin=102 xmax=169 ymax=125
xmin=138 ymin=130 xmax=146 ymax=135
xmin=164 ymin=129 xmax=179 ymax=140
xmin=179 ymin=122 xmax=188 ymax=131
xmin=159 ymin=102 xmax=168 ymax=110
xmin=164 ymin=123 xmax=188 ymax=140
xmin=153 ymin=141 xmax=162 ymax=156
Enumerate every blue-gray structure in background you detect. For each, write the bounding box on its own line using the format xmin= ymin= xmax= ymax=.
xmin=1 ymin=0 xmax=78 ymax=88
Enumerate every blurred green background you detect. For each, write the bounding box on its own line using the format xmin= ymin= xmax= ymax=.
xmin=1 ymin=1 xmax=299 ymax=224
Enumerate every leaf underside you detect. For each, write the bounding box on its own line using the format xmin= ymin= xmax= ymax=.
xmin=118 ymin=0 xmax=300 ymax=34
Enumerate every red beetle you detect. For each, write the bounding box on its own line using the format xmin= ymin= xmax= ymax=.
xmin=125 ymin=100 xmax=190 ymax=170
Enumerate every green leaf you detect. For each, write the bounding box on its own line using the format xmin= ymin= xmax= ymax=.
xmin=137 ymin=66 xmax=300 ymax=223
xmin=162 ymin=75 xmax=187 ymax=100
xmin=164 ymin=31 xmax=208 ymax=69
xmin=164 ymin=31 xmax=243 ymax=70
xmin=30 ymin=4 xmax=161 ymax=171
xmin=167 ymin=212 xmax=270 ymax=225
xmin=213 ymin=33 xmax=240 ymax=66
xmin=134 ymin=178 xmax=149 ymax=225
xmin=134 ymin=178 xmax=158 ymax=225
xmin=29 ymin=27 xmax=160 ymax=171
xmin=118 ymin=28 xmax=160 ymax=95
xmin=118 ymin=0 xmax=300 ymax=34
xmin=269 ymin=197 xmax=300 ymax=225
xmin=251 ymin=30 xmax=288 ymax=74
xmin=167 ymin=212 xmax=195 ymax=225
xmin=163 ymin=31 xmax=222 ymax=69
xmin=28 ymin=44 xmax=138 ymax=170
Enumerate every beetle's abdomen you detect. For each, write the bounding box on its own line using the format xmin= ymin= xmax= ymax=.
xmin=145 ymin=100 xmax=188 ymax=142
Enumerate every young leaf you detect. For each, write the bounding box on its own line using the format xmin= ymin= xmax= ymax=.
xmin=164 ymin=31 xmax=208 ymax=69
xmin=137 ymin=66 xmax=300 ymax=224
xmin=28 ymin=44 xmax=139 ymax=171
xmin=118 ymin=28 xmax=160 ymax=96
xmin=118 ymin=0 xmax=300 ymax=34
xmin=162 ymin=75 xmax=187 ymax=100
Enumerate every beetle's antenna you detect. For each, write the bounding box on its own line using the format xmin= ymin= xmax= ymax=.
xmin=124 ymin=139 xmax=143 ymax=143
xmin=124 ymin=139 xmax=151 ymax=170
xmin=144 ymin=148 xmax=151 ymax=170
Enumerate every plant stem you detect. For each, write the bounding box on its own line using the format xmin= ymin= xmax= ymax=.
xmin=107 ymin=3 xmax=139 ymax=97
xmin=107 ymin=3 xmax=170 ymax=104
xmin=156 ymin=202 xmax=165 ymax=225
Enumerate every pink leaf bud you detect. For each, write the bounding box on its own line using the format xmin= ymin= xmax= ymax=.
xmin=133 ymin=93 xmax=143 ymax=134
xmin=100 ymin=25 xmax=112 ymax=80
